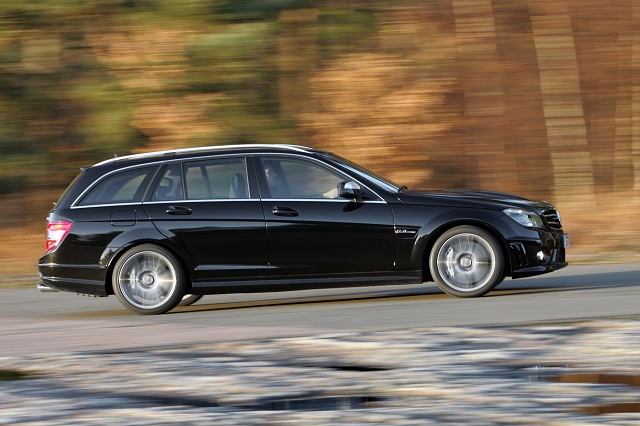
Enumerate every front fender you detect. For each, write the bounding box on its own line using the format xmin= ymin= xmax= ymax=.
xmin=392 ymin=205 xmax=505 ymax=271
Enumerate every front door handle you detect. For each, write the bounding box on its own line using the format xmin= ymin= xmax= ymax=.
xmin=166 ymin=206 xmax=192 ymax=215
xmin=272 ymin=206 xmax=299 ymax=217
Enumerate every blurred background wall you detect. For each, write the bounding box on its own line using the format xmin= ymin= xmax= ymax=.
xmin=1 ymin=0 xmax=638 ymax=280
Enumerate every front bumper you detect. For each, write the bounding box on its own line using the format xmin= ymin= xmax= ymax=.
xmin=508 ymin=230 xmax=568 ymax=279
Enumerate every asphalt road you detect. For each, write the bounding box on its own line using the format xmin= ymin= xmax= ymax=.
xmin=1 ymin=263 xmax=639 ymax=357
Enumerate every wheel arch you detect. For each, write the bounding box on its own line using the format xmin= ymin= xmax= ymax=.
xmin=418 ymin=219 xmax=512 ymax=283
xmin=102 ymin=239 xmax=195 ymax=296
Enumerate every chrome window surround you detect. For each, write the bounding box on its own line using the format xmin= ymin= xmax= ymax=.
xmin=71 ymin=201 xmax=145 ymax=209
xmin=143 ymin=198 xmax=385 ymax=205
xmin=71 ymin=151 xmax=385 ymax=208
xmin=71 ymin=153 xmax=249 ymax=208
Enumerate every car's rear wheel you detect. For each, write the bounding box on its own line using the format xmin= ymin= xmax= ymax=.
xmin=113 ymin=244 xmax=186 ymax=315
xmin=429 ymin=226 xmax=503 ymax=298
xmin=178 ymin=294 xmax=203 ymax=307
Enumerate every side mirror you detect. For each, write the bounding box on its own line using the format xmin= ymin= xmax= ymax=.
xmin=338 ymin=181 xmax=363 ymax=199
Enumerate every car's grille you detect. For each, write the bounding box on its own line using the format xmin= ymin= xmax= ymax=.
xmin=543 ymin=209 xmax=562 ymax=229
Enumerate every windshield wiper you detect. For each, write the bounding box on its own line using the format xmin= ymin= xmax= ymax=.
xmin=398 ymin=185 xmax=408 ymax=193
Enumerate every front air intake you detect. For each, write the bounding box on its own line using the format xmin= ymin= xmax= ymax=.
xmin=543 ymin=209 xmax=562 ymax=230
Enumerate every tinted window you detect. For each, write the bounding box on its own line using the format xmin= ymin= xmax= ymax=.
xmin=78 ymin=167 xmax=156 ymax=206
xmin=322 ymin=152 xmax=400 ymax=193
xmin=184 ymin=158 xmax=248 ymax=200
xmin=261 ymin=157 xmax=343 ymax=199
xmin=151 ymin=163 xmax=184 ymax=201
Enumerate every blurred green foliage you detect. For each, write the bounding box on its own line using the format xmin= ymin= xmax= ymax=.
xmin=0 ymin=0 xmax=376 ymax=194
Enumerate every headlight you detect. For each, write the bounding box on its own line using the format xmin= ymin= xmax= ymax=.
xmin=503 ymin=208 xmax=544 ymax=228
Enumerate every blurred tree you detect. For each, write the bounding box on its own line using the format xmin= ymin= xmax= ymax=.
xmin=568 ymin=0 xmax=635 ymax=195
xmin=0 ymin=0 xmax=147 ymax=190
xmin=529 ymin=0 xmax=595 ymax=206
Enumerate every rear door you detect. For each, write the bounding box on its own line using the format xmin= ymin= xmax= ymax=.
xmin=143 ymin=156 xmax=268 ymax=282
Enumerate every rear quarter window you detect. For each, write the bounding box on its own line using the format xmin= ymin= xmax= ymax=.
xmin=76 ymin=166 xmax=156 ymax=206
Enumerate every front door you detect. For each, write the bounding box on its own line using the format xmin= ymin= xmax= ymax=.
xmin=256 ymin=155 xmax=395 ymax=278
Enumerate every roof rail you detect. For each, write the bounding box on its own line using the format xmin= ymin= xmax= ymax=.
xmin=92 ymin=144 xmax=314 ymax=167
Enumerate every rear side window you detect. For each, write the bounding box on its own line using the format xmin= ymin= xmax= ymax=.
xmin=151 ymin=163 xmax=184 ymax=201
xmin=77 ymin=166 xmax=156 ymax=206
xmin=184 ymin=158 xmax=248 ymax=199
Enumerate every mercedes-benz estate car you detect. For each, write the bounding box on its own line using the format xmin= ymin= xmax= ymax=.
xmin=38 ymin=144 xmax=569 ymax=314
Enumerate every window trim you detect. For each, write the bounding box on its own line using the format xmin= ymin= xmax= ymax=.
xmin=70 ymin=152 xmax=385 ymax=208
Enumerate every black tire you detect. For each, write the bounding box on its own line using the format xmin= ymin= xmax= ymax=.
xmin=112 ymin=244 xmax=186 ymax=315
xmin=429 ymin=226 xmax=504 ymax=298
xmin=178 ymin=294 xmax=203 ymax=307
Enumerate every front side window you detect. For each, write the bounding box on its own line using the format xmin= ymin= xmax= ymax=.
xmin=77 ymin=166 xmax=156 ymax=206
xmin=321 ymin=152 xmax=401 ymax=193
xmin=261 ymin=157 xmax=344 ymax=199
xmin=184 ymin=158 xmax=248 ymax=200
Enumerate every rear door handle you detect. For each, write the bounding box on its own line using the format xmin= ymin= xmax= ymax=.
xmin=272 ymin=206 xmax=299 ymax=217
xmin=166 ymin=206 xmax=192 ymax=215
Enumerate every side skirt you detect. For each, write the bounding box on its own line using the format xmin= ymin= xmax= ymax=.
xmin=191 ymin=272 xmax=423 ymax=295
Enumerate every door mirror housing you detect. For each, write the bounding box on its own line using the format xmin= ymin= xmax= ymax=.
xmin=338 ymin=181 xmax=363 ymax=199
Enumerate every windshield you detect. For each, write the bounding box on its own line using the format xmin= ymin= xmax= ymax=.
xmin=321 ymin=153 xmax=402 ymax=193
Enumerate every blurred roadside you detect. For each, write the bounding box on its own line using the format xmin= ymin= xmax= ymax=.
xmin=0 ymin=190 xmax=52 ymax=286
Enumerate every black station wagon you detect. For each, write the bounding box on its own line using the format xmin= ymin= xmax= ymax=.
xmin=38 ymin=144 xmax=569 ymax=314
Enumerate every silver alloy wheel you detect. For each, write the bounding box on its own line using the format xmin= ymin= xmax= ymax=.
xmin=117 ymin=250 xmax=178 ymax=309
xmin=435 ymin=232 xmax=496 ymax=292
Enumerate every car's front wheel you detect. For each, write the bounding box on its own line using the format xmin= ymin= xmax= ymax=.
xmin=113 ymin=244 xmax=186 ymax=315
xmin=429 ymin=226 xmax=503 ymax=298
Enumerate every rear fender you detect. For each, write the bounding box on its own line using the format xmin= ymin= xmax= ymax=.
xmin=99 ymin=227 xmax=195 ymax=295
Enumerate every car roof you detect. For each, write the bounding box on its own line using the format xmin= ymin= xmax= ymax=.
xmin=92 ymin=144 xmax=319 ymax=167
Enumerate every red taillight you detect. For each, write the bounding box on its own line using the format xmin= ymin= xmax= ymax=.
xmin=45 ymin=222 xmax=73 ymax=253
